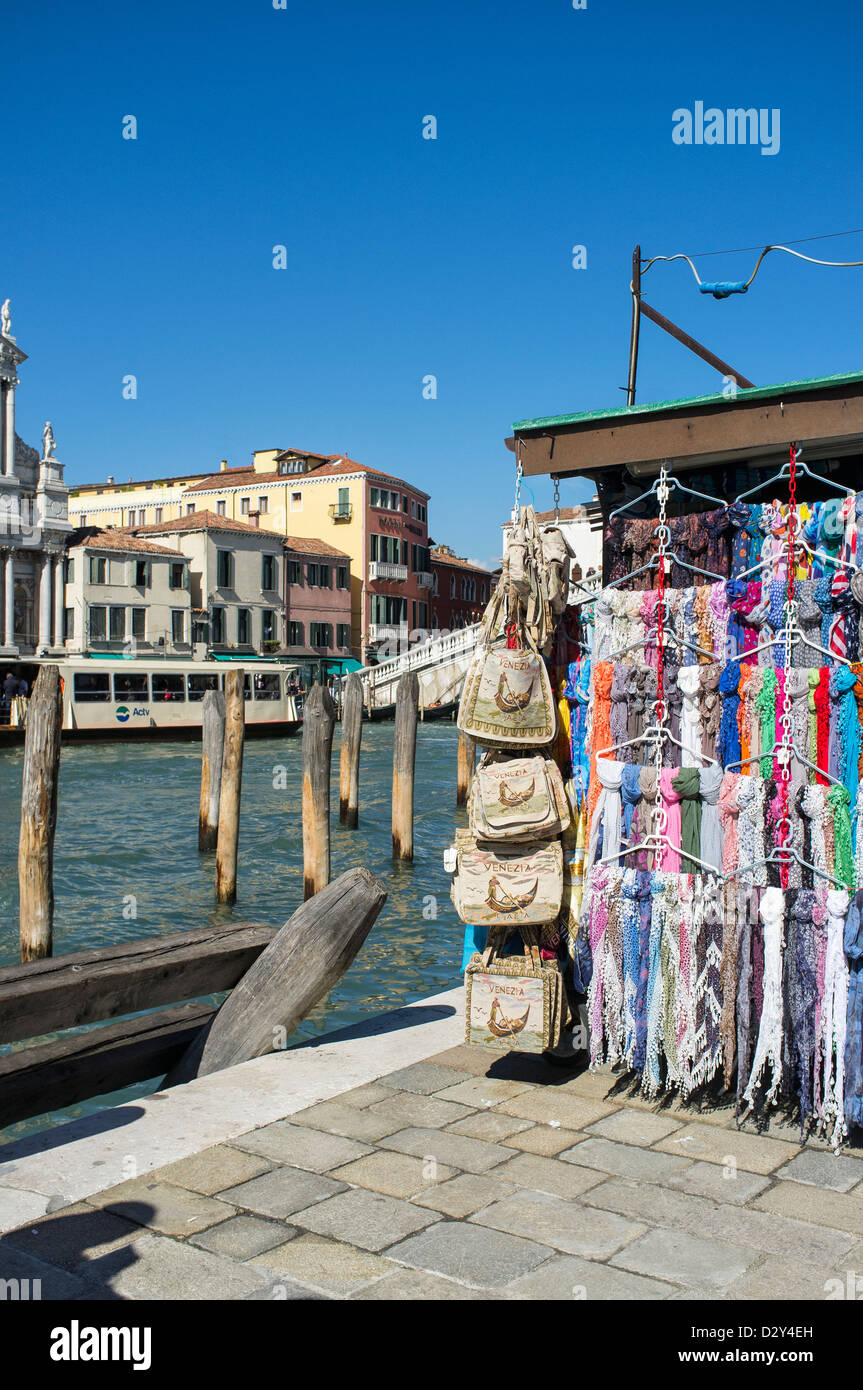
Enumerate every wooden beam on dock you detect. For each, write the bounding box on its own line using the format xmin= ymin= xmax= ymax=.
xmin=166 ymin=866 xmax=387 ymax=1084
xmin=302 ymin=682 xmax=336 ymax=898
xmin=392 ymin=671 xmax=419 ymax=861
xmin=18 ymin=664 xmax=62 ymax=963
xmin=0 ymin=922 xmax=275 ymax=1045
xmin=199 ymin=688 xmax=226 ymax=850
xmin=0 ymin=1000 xmax=218 ymax=1129
xmin=456 ymin=730 xmax=476 ymax=807
xmin=215 ymin=670 xmax=245 ymax=904
xmin=339 ymin=673 xmax=363 ymax=828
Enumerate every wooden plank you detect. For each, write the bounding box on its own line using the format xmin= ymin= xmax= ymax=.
xmin=0 ymin=1001 xmax=217 ymax=1129
xmin=392 ymin=671 xmax=418 ymax=860
xmin=166 ymin=866 xmax=387 ymax=1084
xmin=0 ymin=922 xmax=275 ymax=1045
xmin=456 ymin=730 xmax=476 ymax=807
xmin=199 ymin=688 xmax=226 ymax=850
xmin=215 ymin=671 xmax=245 ymax=904
xmin=18 ymin=664 xmax=62 ymax=962
xmin=339 ymin=673 xmax=363 ymax=828
xmin=302 ymin=682 xmax=336 ymax=898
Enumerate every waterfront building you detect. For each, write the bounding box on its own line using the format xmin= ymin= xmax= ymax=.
xmin=68 ymin=470 xmax=209 ymax=530
xmin=430 ymin=545 xmax=493 ymax=631
xmin=63 ymin=528 xmax=192 ymax=657
xmin=283 ymin=536 xmax=353 ymax=682
xmin=127 ymin=511 xmax=286 ymax=658
xmin=0 ymin=304 xmax=72 ymax=655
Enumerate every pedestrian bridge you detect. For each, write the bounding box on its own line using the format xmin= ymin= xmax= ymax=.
xmin=353 ymin=624 xmax=481 ymax=714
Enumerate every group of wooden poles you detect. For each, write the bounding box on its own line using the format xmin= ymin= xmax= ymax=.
xmin=16 ymin=665 xmax=478 ymax=965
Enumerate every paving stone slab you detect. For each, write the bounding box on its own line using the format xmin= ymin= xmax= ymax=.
xmin=291 ymin=1187 xmax=440 ymax=1252
xmin=502 ymin=1126 xmax=585 ymax=1157
xmin=189 ymin=1214 xmax=296 ymax=1260
xmin=559 ymin=1137 xmax=691 ymax=1182
xmin=664 ymin=1161 xmax=771 ymax=1206
xmin=231 ymin=1122 xmax=371 ymax=1172
xmin=446 ymin=1112 xmax=533 ymax=1143
xmin=493 ymin=1152 xmax=607 ymax=1201
xmin=89 ymin=1178 xmax=237 ymax=1237
xmin=387 ymin=1220 xmax=554 ymax=1288
xmin=435 ymin=1076 xmax=535 ymax=1106
xmin=251 ymin=1231 xmax=396 ymax=1295
xmin=777 ymin=1149 xmax=863 ymax=1193
xmin=729 ymin=1255 xmax=853 ymax=1301
xmin=0 ymin=1243 xmax=89 ymax=1300
xmin=288 ymin=1100 xmax=402 ymax=1144
xmin=379 ymin=1127 xmax=515 ymax=1174
xmin=586 ymin=1109 xmax=686 ymax=1147
xmin=497 ymin=1091 xmax=618 ymax=1130
xmin=558 ymin=1067 xmax=623 ymax=1101
xmin=505 ymin=1251 xmax=673 ymax=1301
xmin=334 ymin=1081 xmax=399 ymax=1109
xmin=78 ymin=1231 xmax=272 ymax=1300
xmin=350 ymin=1267 xmax=497 ymax=1300
xmin=368 ymin=1091 xmax=477 ymax=1130
xmin=218 ymin=1168 xmax=347 ymax=1221
xmin=0 ymin=1187 xmax=51 ymax=1229
xmin=620 ymin=1091 xmax=737 ymax=1128
xmin=1 ymin=1201 xmax=140 ymax=1271
xmin=329 ymin=1151 xmax=457 ymax=1200
xmin=145 ymin=1144 xmax=273 ymax=1196
xmin=611 ymin=1227 xmax=759 ymax=1291
xmin=412 ymin=1173 xmax=519 ymax=1219
xmin=752 ymin=1180 xmax=863 ymax=1236
xmin=654 ymin=1122 xmax=798 ymax=1174
xmin=378 ymin=1061 xmax=472 ymax=1094
xmin=242 ymin=1276 xmax=330 ymax=1301
xmin=471 ymin=1189 xmax=645 ymax=1260
xmin=429 ymin=1045 xmax=507 ymax=1078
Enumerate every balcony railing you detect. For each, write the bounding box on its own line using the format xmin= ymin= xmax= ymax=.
xmin=416 ymin=571 xmax=434 ymax=589
xmin=329 ymin=503 xmax=353 ymax=521
xmin=368 ymin=623 xmax=409 ymax=644
xmin=368 ymin=561 xmax=408 ymax=582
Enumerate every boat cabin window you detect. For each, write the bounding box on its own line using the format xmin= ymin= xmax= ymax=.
xmin=253 ymin=673 xmax=280 ymax=700
xmin=187 ymin=673 xmax=219 ymax=701
xmin=73 ymin=672 xmax=111 ymax=702
xmin=152 ymin=673 xmax=186 ymax=702
xmin=113 ymin=671 xmax=149 ymax=701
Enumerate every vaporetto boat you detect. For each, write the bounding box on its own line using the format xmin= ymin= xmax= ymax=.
xmin=0 ymin=658 xmax=303 ymax=741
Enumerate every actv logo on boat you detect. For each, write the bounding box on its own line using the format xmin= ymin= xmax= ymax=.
xmin=672 ymin=102 xmax=780 ymax=156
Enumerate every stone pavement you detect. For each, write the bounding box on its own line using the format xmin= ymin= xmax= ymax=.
xmin=3 ymin=1045 xmax=863 ymax=1301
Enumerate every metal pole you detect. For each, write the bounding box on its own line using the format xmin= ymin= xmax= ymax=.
xmin=625 ymin=244 xmax=641 ymax=407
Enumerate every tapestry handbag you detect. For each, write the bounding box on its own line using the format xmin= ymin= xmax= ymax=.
xmin=469 ymin=749 xmax=570 ymax=842
xmin=464 ymin=945 xmax=568 ymax=1053
xmin=538 ymin=524 xmax=572 ymax=617
xmin=449 ymin=828 xmax=563 ymax=928
xmin=457 ymin=581 xmax=556 ymax=748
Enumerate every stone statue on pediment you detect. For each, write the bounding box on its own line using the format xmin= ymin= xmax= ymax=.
xmin=0 ymin=300 xmax=10 ymax=337
xmin=42 ymin=421 xmax=56 ymax=460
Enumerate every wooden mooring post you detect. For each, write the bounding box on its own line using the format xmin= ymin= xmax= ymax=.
xmin=339 ymin=672 xmax=363 ymax=828
xmin=199 ymin=688 xmax=226 ymax=850
xmin=18 ymin=664 xmax=62 ymax=962
xmin=392 ymin=670 xmax=419 ymax=861
xmin=302 ymin=682 xmax=337 ymax=898
xmin=456 ymin=729 xmax=476 ymax=807
xmin=215 ymin=671 xmax=245 ymax=905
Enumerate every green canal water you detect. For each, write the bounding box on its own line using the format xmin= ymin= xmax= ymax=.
xmin=0 ymin=722 xmax=466 ymax=1144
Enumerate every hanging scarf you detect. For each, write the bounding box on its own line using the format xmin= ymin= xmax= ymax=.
xmin=831 ymin=665 xmax=860 ymax=801
xmin=627 ymin=665 xmax=656 ymax=743
xmin=738 ymin=665 xmax=760 ymax=770
xmin=784 ymin=888 xmax=819 ymax=1135
xmin=583 ymin=865 xmax=611 ymax=1065
xmin=621 ymin=763 xmax=643 ymax=843
xmin=702 ymin=507 xmax=731 ymax=576
xmin=827 ymin=784 xmax=855 ymax=890
xmin=843 ymin=890 xmax=863 ymax=1131
xmin=698 ymin=763 xmax=724 ymax=873
xmin=609 ymin=665 xmax=632 ymax=763
xmin=673 ymin=766 xmax=702 ymax=874
xmin=735 ymin=886 xmax=758 ymax=1111
xmin=755 ymin=667 xmax=778 ymax=778
xmin=658 ymin=766 xmax=683 ymax=872
xmin=742 ymin=887 xmax=785 ymax=1114
xmin=677 ymin=665 xmax=703 ymax=766
xmin=718 ymin=661 xmax=742 ymax=766
xmin=690 ymin=873 xmax=724 ymax=1089
xmin=643 ymin=874 xmax=667 ymax=1094
xmin=663 ymin=662 xmax=683 ymax=756
xmin=709 ymin=580 xmax=730 ymax=661
xmin=587 ymin=661 xmax=613 ymax=826
xmin=737 ymin=776 xmax=767 ymax=885
xmin=636 ymin=767 xmax=658 ymax=871
xmin=718 ymin=771 xmax=742 ymax=874
xmin=814 ymin=668 xmax=831 ymax=786
xmin=821 ymin=888 xmax=850 ymax=1146
xmin=698 ymin=664 xmax=721 ymax=759
xmin=719 ymin=881 xmax=740 ymax=1089
xmin=793 ymin=581 xmax=822 ymax=667
xmin=586 ymin=759 xmax=624 ymax=871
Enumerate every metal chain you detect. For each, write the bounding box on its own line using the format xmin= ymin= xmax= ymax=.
xmin=512 ymin=456 xmax=523 ymax=523
xmin=653 ymin=466 xmax=670 ymax=870
xmin=552 ymin=474 xmax=561 ymax=524
xmin=776 ymin=443 xmax=798 ymax=890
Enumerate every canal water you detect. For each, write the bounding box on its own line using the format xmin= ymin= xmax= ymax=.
xmin=0 ymin=721 xmax=466 ymax=1144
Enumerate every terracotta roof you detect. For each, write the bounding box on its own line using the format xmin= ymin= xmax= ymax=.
xmin=67 ymin=527 xmax=184 ymax=558
xmin=430 ymin=548 xmax=491 ymax=574
xmin=534 ymin=504 xmax=602 ymax=524
xmin=70 ymin=469 xmax=212 ymax=494
xmin=282 ymin=537 xmax=350 ymax=559
xmin=184 ymin=454 xmax=430 ymax=500
xmin=306 ymin=456 xmax=430 ymax=498
xmin=183 ymin=470 xmax=259 ymax=494
xmin=128 ymin=510 xmax=281 ymax=540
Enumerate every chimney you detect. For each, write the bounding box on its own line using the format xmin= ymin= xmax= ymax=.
xmin=107 ymin=475 xmax=114 ymax=484
xmin=220 ymin=459 xmax=228 ymax=472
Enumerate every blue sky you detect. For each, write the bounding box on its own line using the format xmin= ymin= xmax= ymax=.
xmin=5 ymin=0 xmax=862 ymax=568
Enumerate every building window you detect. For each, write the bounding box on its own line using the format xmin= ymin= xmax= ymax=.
xmin=171 ymin=610 xmax=186 ymax=645
xmin=135 ymin=560 xmax=150 ymax=587
xmin=337 ymin=623 xmax=351 ymax=649
xmin=237 ymin=608 xmax=251 ymax=645
xmin=418 ymin=601 xmax=428 ymax=628
xmin=288 ymin=559 xmax=301 ymax=584
xmin=258 ymin=495 xmax=268 ymax=514
xmin=240 ymin=497 xmax=250 ymax=515
xmin=89 ymin=606 xmax=107 ymax=640
xmin=216 ymin=551 xmax=233 ymax=588
xmin=370 ymin=595 xmax=407 ymax=625
xmin=186 ymin=503 xmax=196 ymax=515
xmin=335 ymin=486 xmax=350 ymax=517
xmin=262 ymin=554 xmax=276 ymax=590
xmin=311 ymin=622 xmax=331 ymax=649
xmin=262 ymin=609 xmax=276 ymax=645
xmin=216 ymin=499 xmax=226 ymax=516
xmin=89 ymin=556 xmax=107 ymax=584
xmin=211 ymin=606 xmax=225 ymax=643
xmin=290 ymin=492 xmax=302 ymax=512
xmin=64 ymin=557 xmax=74 ymax=583
xmin=131 ymin=608 xmax=146 ymax=641
xmin=170 ymin=563 xmax=186 ymax=590
xmin=192 ymin=619 xmax=208 ymax=645
xmin=418 ymin=503 xmax=426 ymax=523
xmin=432 ymin=571 xmax=438 ymax=595
xmin=79 ymin=513 xmax=88 ymax=526
xmin=288 ymin=620 xmax=303 ymax=646
xmin=308 ymin=562 xmax=330 ymax=587
xmin=154 ymin=507 xmax=163 ymax=524
xmin=65 ymin=607 xmax=74 ymax=638
xmin=109 ymin=607 xmax=126 ymax=641
xmin=337 ymin=565 xmax=348 ymax=590
xmin=450 ymin=574 xmax=455 ymax=598
xmin=401 ymin=494 xmax=409 ymax=513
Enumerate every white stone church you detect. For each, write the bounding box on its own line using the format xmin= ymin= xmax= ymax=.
xmin=0 ymin=302 xmax=71 ymax=655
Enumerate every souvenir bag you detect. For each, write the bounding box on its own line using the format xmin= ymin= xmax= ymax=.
xmin=464 ymin=936 xmax=569 ymax=1053
xmin=538 ymin=524 xmax=573 ymax=617
xmin=469 ymin=749 xmax=570 ymax=842
xmin=449 ymin=828 xmax=563 ymax=928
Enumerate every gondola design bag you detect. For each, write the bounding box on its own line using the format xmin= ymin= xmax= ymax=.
xmin=469 ymin=750 xmax=570 ymax=842
xmin=449 ymin=829 xmax=563 ymax=928
xmin=464 ymin=948 xmax=568 ymax=1053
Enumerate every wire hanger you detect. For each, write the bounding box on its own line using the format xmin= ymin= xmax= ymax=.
xmin=735 ymin=623 xmax=853 ymax=669
xmin=609 ymin=468 xmax=726 ymax=518
xmin=723 ymin=743 xmax=846 ymax=790
xmin=722 ymin=844 xmax=848 ymax=891
xmin=735 ymin=445 xmax=855 ymax=503
xmin=735 ymin=528 xmax=862 ymax=583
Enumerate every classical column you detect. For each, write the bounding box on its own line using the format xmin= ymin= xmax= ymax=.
xmin=38 ymin=554 xmax=52 ymax=649
xmin=3 ymin=549 xmax=14 ymax=648
xmin=3 ymin=380 xmax=15 ymax=477
xmin=53 ymin=555 xmax=65 ymax=648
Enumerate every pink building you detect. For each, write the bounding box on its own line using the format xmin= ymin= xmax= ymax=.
xmin=283 ymin=537 xmax=353 ymax=678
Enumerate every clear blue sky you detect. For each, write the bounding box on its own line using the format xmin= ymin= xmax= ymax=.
xmin=5 ymin=0 xmax=862 ymax=568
